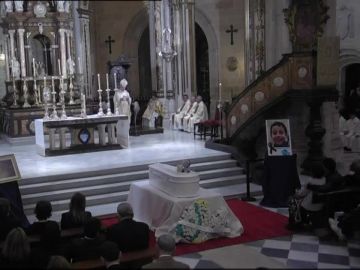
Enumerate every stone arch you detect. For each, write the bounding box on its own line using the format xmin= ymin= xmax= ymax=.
xmin=195 ymin=8 xmax=219 ymax=118
xmin=338 ymin=49 xmax=360 ymax=109
xmin=122 ymin=8 xmax=149 ymax=98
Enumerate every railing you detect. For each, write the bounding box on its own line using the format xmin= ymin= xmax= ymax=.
xmin=241 ymin=158 xmax=264 ymax=202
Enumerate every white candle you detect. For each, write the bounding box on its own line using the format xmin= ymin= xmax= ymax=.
xmin=219 ymin=82 xmax=222 ymax=102
xmin=78 ymin=57 xmax=82 ymax=74
xmin=106 ymin=73 xmax=109 ymax=89
xmin=32 ymin=58 xmax=36 ymax=77
xmin=58 ymin=59 xmax=61 ymax=76
xmin=44 ymin=76 xmax=46 ymax=88
xmin=114 ymin=73 xmax=117 ymax=89
xmin=97 ymin=73 xmax=101 ymax=89
xmin=51 ymin=76 xmax=55 ymax=91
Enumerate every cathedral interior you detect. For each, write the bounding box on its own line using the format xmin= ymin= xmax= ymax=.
xmin=0 ymin=0 xmax=360 ymax=269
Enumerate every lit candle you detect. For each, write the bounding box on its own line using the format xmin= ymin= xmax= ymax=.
xmin=106 ymin=73 xmax=109 ymax=89
xmin=114 ymin=72 xmax=117 ymax=89
xmin=78 ymin=57 xmax=82 ymax=74
xmin=58 ymin=59 xmax=61 ymax=76
xmin=97 ymin=73 xmax=101 ymax=89
xmin=32 ymin=58 xmax=36 ymax=77
xmin=219 ymin=82 xmax=222 ymax=102
xmin=44 ymin=76 xmax=46 ymax=88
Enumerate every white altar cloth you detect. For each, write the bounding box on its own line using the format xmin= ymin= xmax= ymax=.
xmin=127 ymin=181 xmax=243 ymax=242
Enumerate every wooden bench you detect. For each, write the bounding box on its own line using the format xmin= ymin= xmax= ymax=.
xmin=71 ymin=246 xmax=157 ymax=269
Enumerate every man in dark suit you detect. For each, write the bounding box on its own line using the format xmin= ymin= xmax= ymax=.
xmin=106 ymin=202 xmax=149 ymax=252
xmin=142 ymin=234 xmax=189 ymax=269
xmin=100 ymin=241 xmax=123 ymax=270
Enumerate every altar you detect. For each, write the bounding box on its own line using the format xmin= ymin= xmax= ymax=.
xmin=35 ymin=114 xmax=129 ymax=156
xmin=127 ymin=163 xmax=243 ymax=243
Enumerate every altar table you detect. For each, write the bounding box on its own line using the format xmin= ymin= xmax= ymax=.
xmin=127 ymin=180 xmax=243 ymax=241
xmin=35 ymin=114 xmax=129 ymax=156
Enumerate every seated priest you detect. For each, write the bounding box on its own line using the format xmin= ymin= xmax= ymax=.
xmin=172 ymin=94 xmax=191 ymax=130
xmin=174 ymin=96 xmax=195 ymax=131
xmin=185 ymin=95 xmax=208 ymax=133
xmin=182 ymin=97 xmax=198 ymax=133
xmin=142 ymin=94 xmax=163 ymax=128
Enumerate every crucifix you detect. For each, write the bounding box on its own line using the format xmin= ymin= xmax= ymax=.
xmin=226 ymin=24 xmax=238 ymax=45
xmin=105 ymin=35 xmax=115 ymax=54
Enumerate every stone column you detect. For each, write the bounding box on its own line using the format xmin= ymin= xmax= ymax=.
xmin=59 ymin=29 xmax=67 ymax=78
xmin=17 ymin=28 xmax=26 ymax=77
xmin=8 ymin=30 xmax=16 ymax=61
xmin=4 ymin=34 xmax=10 ymax=81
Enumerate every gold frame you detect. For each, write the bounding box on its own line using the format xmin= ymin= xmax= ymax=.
xmin=0 ymin=154 xmax=21 ymax=184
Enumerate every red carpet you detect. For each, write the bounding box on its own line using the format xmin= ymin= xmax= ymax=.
xmin=100 ymin=199 xmax=291 ymax=256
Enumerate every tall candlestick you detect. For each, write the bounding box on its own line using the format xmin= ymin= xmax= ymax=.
xmin=106 ymin=73 xmax=109 ymax=89
xmin=58 ymin=59 xmax=61 ymax=76
xmin=97 ymin=73 xmax=101 ymax=89
xmin=219 ymin=82 xmax=222 ymax=102
xmin=114 ymin=73 xmax=117 ymax=89
xmin=32 ymin=58 xmax=36 ymax=78
xmin=52 ymin=76 xmax=55 ymax=90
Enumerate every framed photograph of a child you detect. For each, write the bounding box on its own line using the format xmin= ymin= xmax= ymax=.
xmin=266 ymin=119 xmax=292 ymax=156
xmin=0 ymin=154 xmax=21 ymax=184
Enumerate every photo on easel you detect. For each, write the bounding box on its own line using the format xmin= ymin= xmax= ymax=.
xmin=266 ymin=119 xmax=292 ymax=156
xmin=0 ymin=154 xmax=21 ymax=184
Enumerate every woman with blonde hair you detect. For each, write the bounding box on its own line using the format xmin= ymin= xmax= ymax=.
xmin=0 ymin=227 xmax=31 ymax=267
xmin=61 ymin=192 xmax=92 ymax=229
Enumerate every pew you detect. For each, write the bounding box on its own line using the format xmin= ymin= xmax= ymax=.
xmin=71 ymin=246 xmax=157 ymax=269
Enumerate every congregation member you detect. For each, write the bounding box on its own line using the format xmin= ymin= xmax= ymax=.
xmin=172 ymin=95 xmax=191 ymax=130
xmin=60 ymin=192 xmax=92 ymax=230
xmin=67 ymin=217 xmax=104 ymax=262
xmin=106 ymin=202 xmax=149 ymax=252
xmin=100 ymin=241 xmax=122 ymax=270
xmin=0 ymin=198 xmax=21 ymax=241
xmin=182 ymin=97 xmax=198 ymax=132
xmin=27 ymin=200 xmax=59 ymax=236
xmin=142 ymin=234 xmax=189 ymax=269
xmin=295 ymin=164 xmax=327 ymax=231
xmin=46 ymin=256 xmax=71 ymax=270
xmin=329 ymin=205 xmax=360 ymax=241
xmin=0 ymin=228 xmax=34 ymax=268
xmin=185 ymin=95 xmax=208 ymax=133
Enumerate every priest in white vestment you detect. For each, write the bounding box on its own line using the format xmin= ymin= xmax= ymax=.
xmin=339 ymin=110 xmax=360 ymax=151
xmin=142 ymin=95 xmax=162 ymax=128
xmin=113 ymin=79 xmax=132 ymax=118
xmin=174 ymin=96 xmax=194 ymax=130
xmin=186 ymin=96 xmax=208 ymax=133
xmin=171 ymin=95 xmax=190 ymax=129
xmin=182 ymin=99 xmax=198 ymax=133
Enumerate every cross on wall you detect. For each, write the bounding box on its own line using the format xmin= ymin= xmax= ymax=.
xmin=226 ymin=24 xmax=238 ymax=45
xmin=105 ymin=35 xmax=115 ymax=54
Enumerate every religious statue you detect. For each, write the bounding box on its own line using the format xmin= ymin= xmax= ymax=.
xmin=36 ymin=61 xmax=45 ymax=77
xmin=56 ymin=0 xmax=65 ymax=12
xmin=64 ymin=1 xmax=71 ymax=13
xmin=67 ymin=58 xmax=75 ymax=76
xmin=5 ymin=1 xmax=13 ymax=13
xmin=113 ymin=79 xmax=132 ymax=118
xmin=12 ymin=58 xmax=20 ymax=79
xmin=14 ymin=1 xmax=23 ymax=12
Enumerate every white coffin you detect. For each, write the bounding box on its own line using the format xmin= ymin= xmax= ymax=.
xmin=149 ymin=163 xmax=200 ymax=198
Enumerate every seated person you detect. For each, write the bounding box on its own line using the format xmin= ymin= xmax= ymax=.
xmin=295 ymin=163 xmax=327 ymax=230
xmin=307 ymin=158 xmax=344 ymax=193
xmin=142 ymin=234 xmax=189 ymax=269
xmin=172 ymin=95 xmax=191 ymax=130
xmin=344 ymin=159 xmax=360 ymax=188
xmin=142 ymin=95 xmax=163 ymax=128
xmin=0 ymin=198 xmax=22 ymax=241
xmin=67 ymin=217 xmax=104 ymax=262
xmin=61 ymin=192 xmax=92 ymax=230
xmin=106 ymin=202 xmax=149 ymax=252
xmin=182 ymin=98 xmax=198 ymax=132
xmin=27 ymin=200 xmax=59 ymax=236
xmin=100 ymin=241 xmax=121 ymax=270
xmin=185 ymin=95 xmax=208 ymax=133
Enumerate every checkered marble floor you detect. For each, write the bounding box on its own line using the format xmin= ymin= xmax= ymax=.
xmin=175 ymin=195 xmax=360 ymax=269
